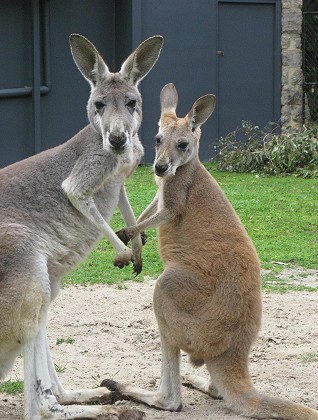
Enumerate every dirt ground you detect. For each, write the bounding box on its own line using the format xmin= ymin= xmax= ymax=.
xmin=1 ymin=272 xmax=317 ymax=420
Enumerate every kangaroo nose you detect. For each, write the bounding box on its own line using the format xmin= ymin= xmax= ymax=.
xmin=155 ymin=163 xmax=169 ymax=176
xmin=109 ymin=132 xmax=127 ymax=151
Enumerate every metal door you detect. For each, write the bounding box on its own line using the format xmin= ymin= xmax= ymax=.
xmin=217 ymin=0 xmax=281 ymax=138
xmin=0 ymin=0 xmax=115 ymax=168
xmin=134 ymin=0 xmax=281 ymax=161
xmin=0 ymin=1 xmax=34 ymax=166
xmin=134 ymin=0 xmax=218 ymax=163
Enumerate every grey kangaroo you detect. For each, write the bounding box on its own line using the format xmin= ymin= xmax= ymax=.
xmin=0 ymin=34 xmax=163 ymax=419
xmin=103 ymin=83 xmax=318 ymax=419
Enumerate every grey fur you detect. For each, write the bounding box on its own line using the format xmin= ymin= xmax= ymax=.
xmin=0 ymin=33 xmax=163 ymax=420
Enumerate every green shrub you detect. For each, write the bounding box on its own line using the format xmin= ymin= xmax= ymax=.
xmin=215 ymin=121 xmax=318 ymax=178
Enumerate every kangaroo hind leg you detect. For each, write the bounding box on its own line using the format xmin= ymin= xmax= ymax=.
xmin=19 ymin=253 xmax=142 ymax=419
xmin=102 ymin=334 xmax=182 ymax=412
xmin=101 ymin=269 xmax=184 ymax=412
xmin=0 ymin=233 xmax=139 ymax=420
xmin=0 ymin=229 xmax=45 ymax=380
xmin=183 ymin=373 xmax=222 ymax=400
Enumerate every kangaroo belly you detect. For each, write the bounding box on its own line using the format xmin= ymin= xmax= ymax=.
xmin=153 ymin=248 xmax=262 ymax=360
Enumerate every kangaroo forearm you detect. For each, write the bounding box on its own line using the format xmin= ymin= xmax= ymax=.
xmin=137 ymin=195 xmax=158 ymax=224
xmin=118 ymin=186 xmax=137 ymax=227
xmin=65 ymin=192 xmax=129 ymax=255
xmin=127 ymin=208 xmax=174 ymax=239
xmin=118 ymin=185 xmax=142 ymax=273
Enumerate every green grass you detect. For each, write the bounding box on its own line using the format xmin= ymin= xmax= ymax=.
xmin=214 ymin=168 xmax=318 ymax=269
xmin=261 ymin=273 xmax=317 ymax=293
xmin=63 ymin=164 xmax=318 ymax=288
xmin=64 ymin=165 xmax=161 ymax=286
xmin=301 ymin=352 xmax=318 ymax=363
xmin=56 ymin=337 xmax=75 ymax=345
xmin=0 ymin=378 xmax=23 ymax=394
xmin=54 ymin=363 xmax=66 ymax=373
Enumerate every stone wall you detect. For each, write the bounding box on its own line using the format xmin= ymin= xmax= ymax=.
xmin=281 ymin=0 xmax=303 ymax=131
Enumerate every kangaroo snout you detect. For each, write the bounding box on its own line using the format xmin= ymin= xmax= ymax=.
xmin=108 ymin=131 xmax=128 ymax=152
xmin=155 ymin=162 xmax=169 ymax=176
xmin=154 ymin=154 xmax=170 ymax=176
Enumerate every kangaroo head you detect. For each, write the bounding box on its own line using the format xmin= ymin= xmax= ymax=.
xmin=154 ymin=83 xmax=216 ymax=177
xmin=69 ymin=34 xmax=163 ymax=154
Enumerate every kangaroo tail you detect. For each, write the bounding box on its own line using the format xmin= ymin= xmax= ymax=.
xmin=206 ymin=355 xmax=318 ymax=420
xmin=228 ymin=389 xmax=318 ymax=419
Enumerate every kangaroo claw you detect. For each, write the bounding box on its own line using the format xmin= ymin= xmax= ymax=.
xmin=132 ymin=256 xmax=142 ymax=276
xmin=140 ymin=232 xmax=147 ymax=245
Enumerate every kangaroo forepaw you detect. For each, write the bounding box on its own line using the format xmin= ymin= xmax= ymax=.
xmin=113 ymin=258 xmax=131 ymax=269
xmin=113 ymin=259 xmax=129 ymax=269
xmin=116 ymin=229 xmax=131 ymax=245
xmin=113 ymin=247 xmax=132 ymax=269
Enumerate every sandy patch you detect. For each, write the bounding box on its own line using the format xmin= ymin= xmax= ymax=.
xmin=1 ymin=276 xmax=317 ymax=419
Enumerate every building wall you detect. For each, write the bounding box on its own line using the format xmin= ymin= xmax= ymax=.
xmin=0 ymin=0 xmax=283 ymax=168
xmin=281 ymin=0 xmax=303 ymax=131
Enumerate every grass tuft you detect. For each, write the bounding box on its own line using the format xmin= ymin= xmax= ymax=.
xmin=261 ymin=272 xmax=318 ymax=293
xmin=56 ymin=337 xmax=75 ymax=345
xmin=0 ymin=378 xmax=24 ymax=394
xmin=301 ymin=352 xmax=318 ymax=363
xmin=54 ymin=363 xmax=66 ymax=373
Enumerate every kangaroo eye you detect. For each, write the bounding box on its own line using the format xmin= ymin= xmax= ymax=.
xmin=127 ymin=99 xmax=136 ymax=109
xmin=178 ymin=142 xmax=189 ymax=150
xmin=95 ymin=101 xmax=105 ymax=111
xmin=155 ymin=135 xmax=162 ymax=146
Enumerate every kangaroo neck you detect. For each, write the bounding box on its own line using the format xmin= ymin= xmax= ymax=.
xmin=159 ymin=156 xmax=201 ymax=195
xmin=175 ymin=156 xmax=201 ymax=181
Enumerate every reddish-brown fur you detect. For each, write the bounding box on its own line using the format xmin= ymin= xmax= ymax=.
xmin=105 ymin=84 xmax=318 ymax=419
xmin=156 ymin=159 xmax=262 ymax=363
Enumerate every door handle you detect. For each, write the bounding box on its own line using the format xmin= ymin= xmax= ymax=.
xmin=0 ymin=1 xmax=51 ymax=99
xmin=217 ymin=51 xmax=225 ymax=56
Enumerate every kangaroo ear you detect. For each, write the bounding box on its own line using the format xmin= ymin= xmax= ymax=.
xmin=187 ymin=95 xmax=216 ymax=131
xmin=69 ymin=34 xmax=110 ymax=87
xmin=160 ymin=83 xmax=178 ymax=115
xmin=120 ymin=35 xmax=163 ymax=86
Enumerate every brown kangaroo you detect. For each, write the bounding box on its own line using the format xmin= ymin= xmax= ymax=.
xmin=102 ymin=83 xmax=318 ymax=419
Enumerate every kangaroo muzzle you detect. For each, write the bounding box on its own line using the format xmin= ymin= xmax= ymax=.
xmin=154 ymin=155 xmax=170 ymax=176
xmin=155 ymin=163 xmax=169 ymax=176
xmin=108 ymin=131 xmax=128 ymax=152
